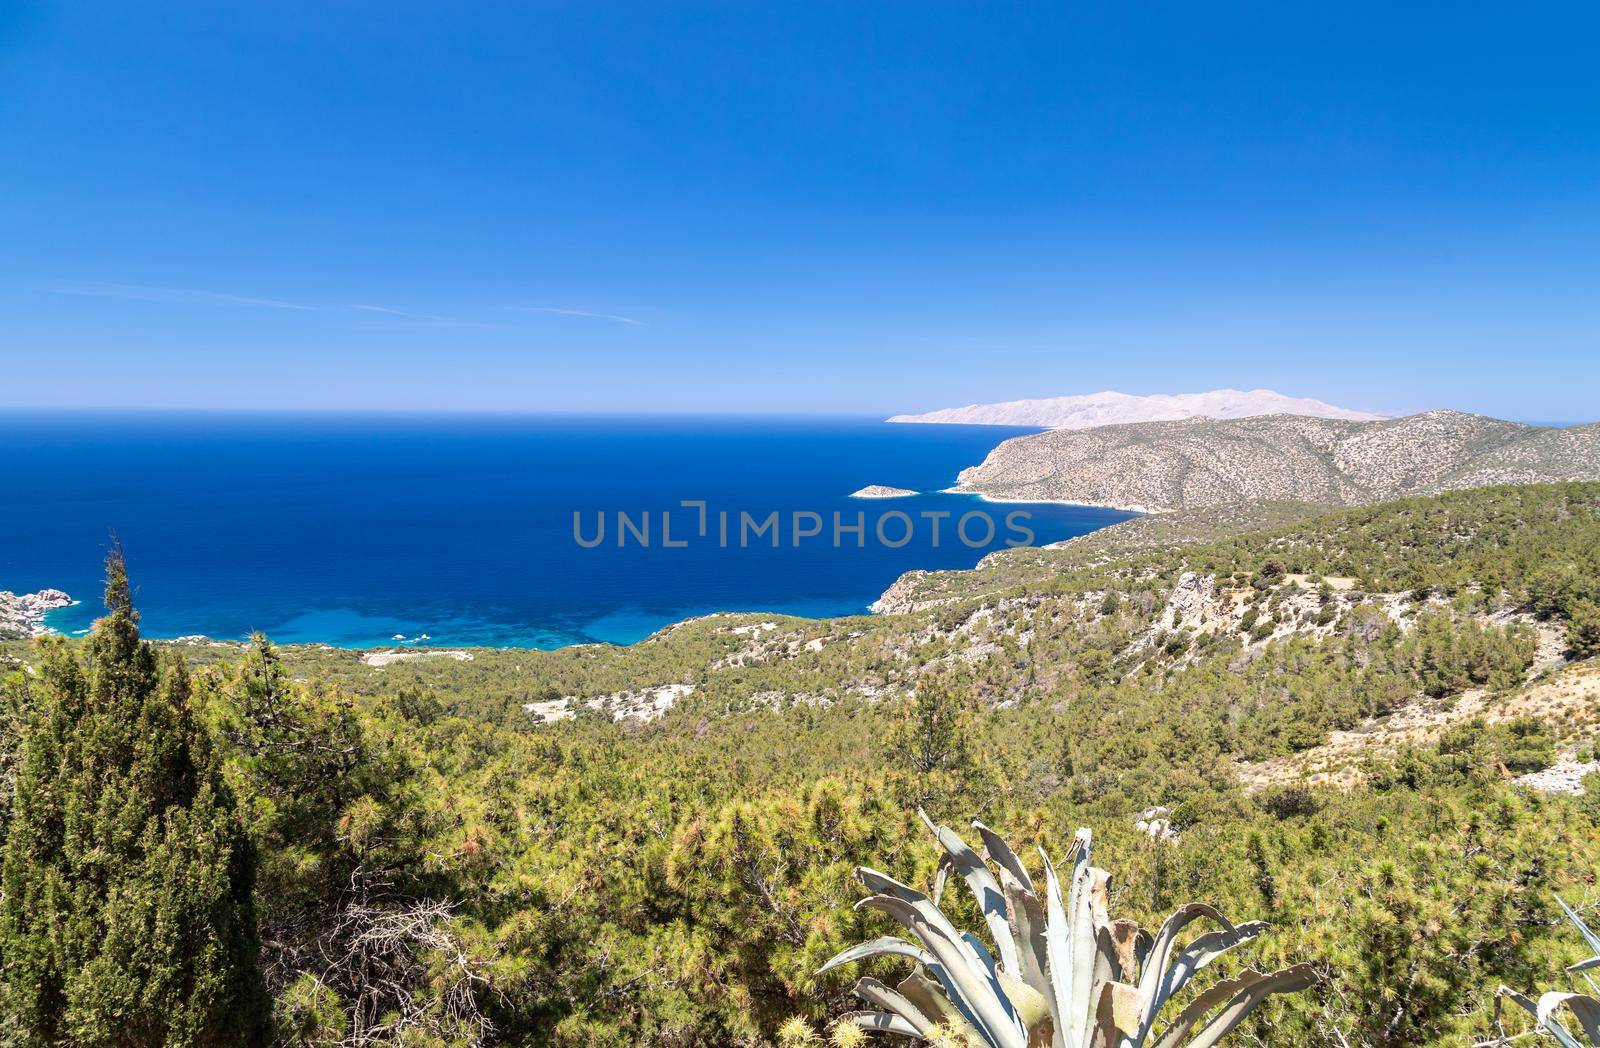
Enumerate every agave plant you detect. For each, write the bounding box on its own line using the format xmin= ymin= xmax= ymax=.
xmin=820 ymin=812 xmax=1317 ymax=1047
xmin=1499 ymin=896 xmax=1600 ymax=1046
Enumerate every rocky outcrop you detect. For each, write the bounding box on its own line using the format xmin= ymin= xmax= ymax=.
xmin=0 ymin=589 xmax=73 ymax=638
xmin=955 ymin=411 xmax=1600 ymax=512
xmin=361 ymin=649 xmax=475 ymax=667
xmin=524 ymin=683 xmax=695 ymax=725
xmin=1515 ymin=758 xmax=1600 ymax=795
xmin=871 ymin=572 xmax=938 ymax=615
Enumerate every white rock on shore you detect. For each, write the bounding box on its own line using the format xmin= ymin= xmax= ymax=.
xmin=850 ymin=485 xmax=918 ymax=498
xmin=0 ymin=589 xmax=74 ymax=638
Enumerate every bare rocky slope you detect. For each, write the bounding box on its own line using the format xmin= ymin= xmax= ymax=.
xmin=955 ymin=409 xmax=1600 ymax=512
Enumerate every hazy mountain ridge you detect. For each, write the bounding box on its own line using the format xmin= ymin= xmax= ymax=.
xmin=956 ymin=409 xmax=1600 ymax=511
xmin=889 ymin=387 xmax=1386 ymax=428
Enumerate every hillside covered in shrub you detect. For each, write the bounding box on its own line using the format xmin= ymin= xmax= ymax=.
xmin=2 ymin=483 xmax=1599 ymax=1044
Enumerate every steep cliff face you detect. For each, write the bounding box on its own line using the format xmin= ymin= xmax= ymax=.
xmin=955 ymin=411 xmax=1600 ymax=511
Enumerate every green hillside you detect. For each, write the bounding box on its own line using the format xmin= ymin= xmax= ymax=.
xmin=3 ymin=483 xmax=1600 ymax=1044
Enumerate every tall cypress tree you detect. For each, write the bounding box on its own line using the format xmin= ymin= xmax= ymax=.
xmin=0 ymin=549 xmax=268 ymax=1046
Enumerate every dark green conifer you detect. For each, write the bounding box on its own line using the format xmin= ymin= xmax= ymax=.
xmin=1568 ymin=599 xmax=1600 ymax=659
xmin=0 ymin=548 xmax=268 ymax=1046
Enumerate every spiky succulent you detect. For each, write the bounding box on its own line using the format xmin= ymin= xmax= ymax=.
xmin=1500 ymin=897 xmax=1600 ymax=1046
xmin=820 ymin=812 xmax=1317 ymax=1047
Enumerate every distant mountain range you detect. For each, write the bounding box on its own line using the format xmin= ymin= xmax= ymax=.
xmin=888 ymin=388 xmax=1386 ymax=428
xmin=954 ymin=409 xmax=1600 ymax=512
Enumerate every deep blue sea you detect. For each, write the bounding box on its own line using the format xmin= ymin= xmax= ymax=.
xmin=0 ymin=413 xmax=1134 ymax=648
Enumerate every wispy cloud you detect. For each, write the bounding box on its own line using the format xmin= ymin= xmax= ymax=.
xmin=46 ymin=282 xmax=321 ymax=311
xmin=505 ymin=305 xmax=645 ymax=326
xmin=42 ymin=282 xmax=641 ymax=331
xmin=345 ymin=303 xmax=460 ymax=323
xmin=42 ymin=282 xmax=489 ymax=326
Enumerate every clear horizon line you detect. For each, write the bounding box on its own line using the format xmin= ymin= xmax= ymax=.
xmin=1 ymin=404 xmax=1593 ymax=428
xmin=0 ymin=404 xmax=905 ymax=420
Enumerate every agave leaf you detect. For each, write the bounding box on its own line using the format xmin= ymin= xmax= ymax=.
xmin=857 ymin=866 xmax=989 ymax=974
xmin=856 ymin=866 xmax=1021 ymax=1035
xmin=1500 ymin=985 xmax=1538 ymax=1014
xmin=843 ymin=1011 xmax=924 ymax=1037
xmin=1151 ymin=969 xmax=1298 ymax=1048
xmin=855 ymin=976 xmax=937 ymax=1036
xmin=1108 ymin=980 xmax=1144 ymax=1035
xmin=1137 ymin=921 xmax=1271 ymax=1037
xmin=1559 ymin=897 xmax=1600 ymax=974
xmin=1040 ymin=832 xmax=1099 ymax=1048
xmin=1537 ymin=992 xmax=1600 ymax=1044
xmin=1105 ymin=919 xmax=1145 ymax=985
xmin=1150 ymin=973 xmax=1252 ymax=1048
xmin=1181 ymin=963 xmax=1320 ymax=1048
xmin=1090 ymin=926 xmax=1122 ymax=1041
xmin=997 ymin=967 xmax=1055 ymax=1041
xmin=853 ymin=894 xmax=989 ymax=1033
xmin=1501 ymin=987 xmax=1587 ymax=1048
xmin=1135 ymin=903 xmax=1235 ymax=1017
xmin=963 ymin=929 xmax=1023 ymax=1031
xmin=1004 ymin=879 xmax=1055 ymax=1008
xmin=900 ymin=966 xmax=988 ymax=1042
xmin=1539 ymin=1015 xmax=1589 ymax=1048
xmin=964 ymin=931 xmax=1002 ymax=982
xmin=1041 ymin=846 xmax=1078 ymax=1048
xmin=1089 ymin=980 xmax=1134 ymax=1048
xmin=856 ymin=893 xmax=1023 ymax=1048
xmin=858 ymin=865 xmax=935 ymax=906
xmin=921 ymin=810 xmax=1022 ymax=976
xmin=1559 ymin=898 xmax=1600 ymax=953
xmin=819 ymin=935 xmax=938 ymax=976
xmin=976 ymin=820 xmax=1036 ymax=895
xmin=1066 ymin=847 xmax=1103 ymax=1044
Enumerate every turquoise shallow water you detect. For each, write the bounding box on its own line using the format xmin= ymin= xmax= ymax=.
xmin=1 ymin=413 xmax=1134 ymax=648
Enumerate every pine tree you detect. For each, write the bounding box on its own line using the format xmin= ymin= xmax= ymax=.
xmin=1568 ymin=599 xmax=1600 ymax=659
xmin=0 ymin=549 xmax=269 ymax=1046
xmin=895 ymin=677 xmax=967 ymax=777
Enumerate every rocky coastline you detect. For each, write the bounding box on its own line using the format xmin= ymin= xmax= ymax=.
xmin=0 ymin=588 xmax=74 ymax=639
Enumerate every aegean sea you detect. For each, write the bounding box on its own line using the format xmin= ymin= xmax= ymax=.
xmin=0 ymin=412 xmax=1134 ymax=647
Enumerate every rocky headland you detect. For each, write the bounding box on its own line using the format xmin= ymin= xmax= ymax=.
xmin=0 ymin=588 xmax=73 ymax=639
xmin=953 ymin=410 xmax=1600 ymax=512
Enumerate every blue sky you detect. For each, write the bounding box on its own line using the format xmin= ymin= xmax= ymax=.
xmin=2 ymin=2 xmax=1597 ymax=419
